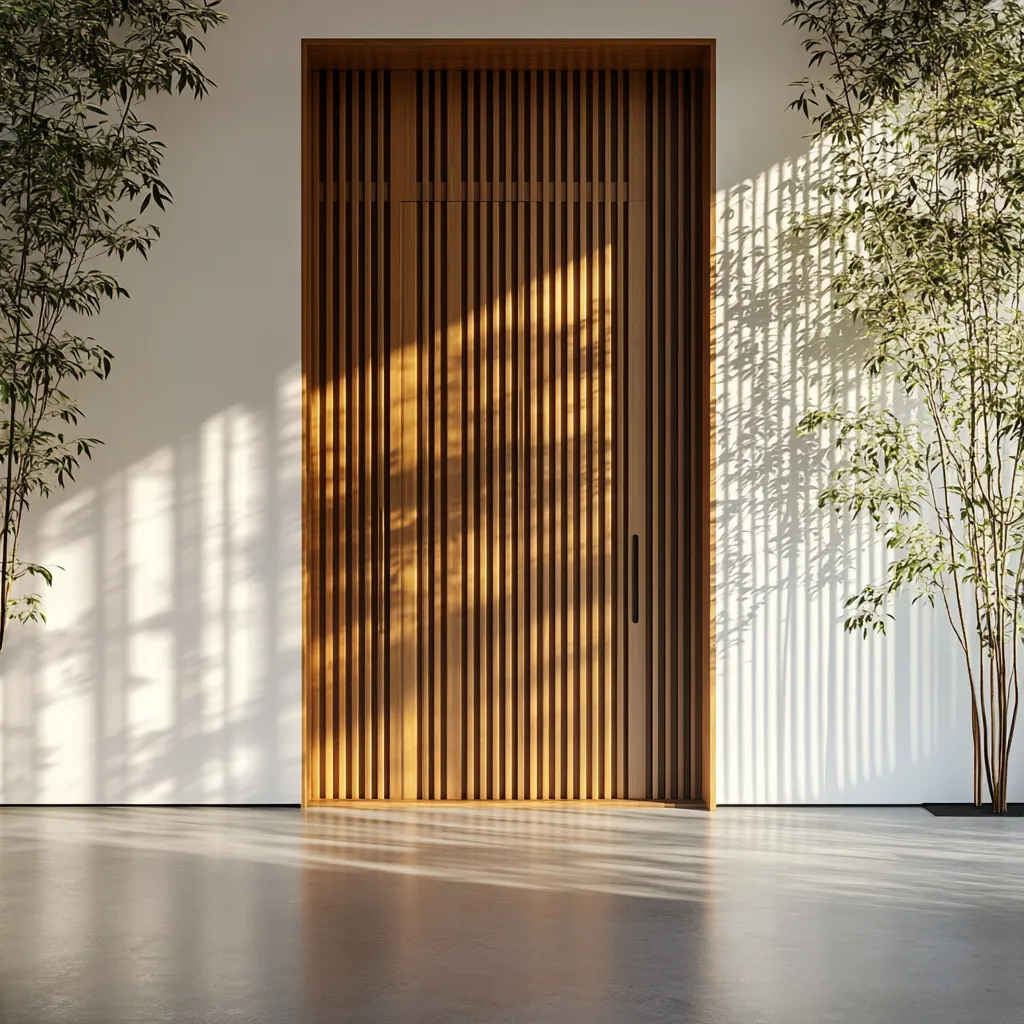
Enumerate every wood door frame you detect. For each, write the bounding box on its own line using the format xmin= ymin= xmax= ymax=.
xmin=301 ymin=39 xmax=717 ymax=810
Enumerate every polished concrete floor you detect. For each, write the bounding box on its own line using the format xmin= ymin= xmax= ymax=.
xmin=1 ymin=806 xmax=1023 ymax=1023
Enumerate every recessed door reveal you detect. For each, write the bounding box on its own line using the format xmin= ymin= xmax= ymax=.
xmin=306 ymin=66 xmax=704 ymax=801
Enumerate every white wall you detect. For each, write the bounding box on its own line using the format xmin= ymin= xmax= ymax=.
xmin=1 ymin=0 xmax=1015 ymax=804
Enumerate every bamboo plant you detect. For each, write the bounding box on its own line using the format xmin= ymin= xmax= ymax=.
xmin=0 ymin=0 xmax=226 ymax=652
xmin=789 ymin=0 xmax=1024 ymax=812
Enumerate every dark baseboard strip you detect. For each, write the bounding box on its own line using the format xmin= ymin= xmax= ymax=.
xmin=923 ymin=803 xmax=1024 ymax=817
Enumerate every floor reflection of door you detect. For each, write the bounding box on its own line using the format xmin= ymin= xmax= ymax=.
xmin=306 ymin=65 xmax=705 ymax=802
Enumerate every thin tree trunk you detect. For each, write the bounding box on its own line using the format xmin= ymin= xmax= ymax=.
xmin=972 ymin=700 xmax=982 ymax=806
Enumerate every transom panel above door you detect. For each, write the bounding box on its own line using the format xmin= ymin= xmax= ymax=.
xmin=303 ymin=48 xmax=714 ymax=806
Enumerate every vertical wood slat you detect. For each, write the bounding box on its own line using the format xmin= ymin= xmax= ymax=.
xmin=336 ymin=72 xmax=349 ymax=801
xmin=354 ymin=71 xmax=365 ymax=796
xmin=651 ymin=70 xmax=663 ymax=800
xmin=487 ymin=106 xmax=497 ymax=795
xmin=301 ymin=36 xmax=311 ymax=810
xmin=469 ymin=154 xmax=481 ymax=800
xmin=666 ymin=70 xmax=678 ymax=799
xmin=682 ymin=70 xmax=692 ymax=802
xmin=668 ymin=70 xmax=681 ymax=801
xmin=688 ymin=69 xmax=701 ymax=800
xmin=446 ymin=201 xmax=464 ymax=799
xmin=626 ymin=70 xmax=647 ymax=799
xmin=515 ymin=74 xmax=526 ymax=798
xmin=490 ymin=118 xmax=501 ymax=799
xmin=308 ymin=65 xmax=703 ymax=804
xmin=432 ymin=196 xmax=443 ymax=799
xmin=350 ymin=71 xmax=361 ymax=797
xmin=603 ymin=72 xmax=614 ymax=799
xmin=476 ymin=107 xmax=490 ymax=794
xmin=376 ymin=72 xmax=388 ymax=798
xmin=526 ymin=76 xmax=539 ymax=798
xmin=480 ymin=90 xmax=491 ymax=798
xmin=614 ymin=73 xmax=627 ymax=800
xmin=324 ymin=72 xmax=336 ymax=801
xmin=503 ymin=143 xmax=515 ymax=798
xmin=347 ymin=72 xmax=362 ymax=797
xmin=448 ymin=72 xmax=463 ymax=202
xmin=532 ymin=74 xmax=544 ymax=798
xmin=309 ymin=71 xmax=323 ymax=801
xmin=626 ymin=197 xmax=648 ymax=799
xmin=390 ymin=73 xmax=415 ymax=797
xmin=589 ymin=68 xmax=601 ymax=798
xmin=465 ymin=76 xmax=478 ymax=797
xmin=516 ymin=194 xmax=527 ymax=799
xmin=339 ymin=71 xmax=350 ymax=798
xmin=552 ymin=71 xmax=565 ymax=800
xmin=578 ymin=69 xmax=590 ymax=798
xmin=562 ymin=69 xmax=573 ymax=798
xmin=563 ymin=70 xmax=575 ymax=800
xmin=363 ymin=71 xmax=375 ymax=798
xmin=399 ymin=199 xmax=419 ymax=799
xmin=418 ymin=75 xmax=431 ymax=795
xmin=696 ymin=68 xmax=706 ymax=800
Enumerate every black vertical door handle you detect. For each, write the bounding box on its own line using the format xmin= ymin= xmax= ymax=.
xmin=631 ymin=534 xmax=639 ymax=624
xmin=379 ymin=505 xmax=385 ymax=635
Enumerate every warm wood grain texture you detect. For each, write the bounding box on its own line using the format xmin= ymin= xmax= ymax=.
xmin=303 ymin=48 xmax=715 ymax=806
xmin=305 ymin=70 xmax=395 ymax=800
xmin=642 ymin=69 xmax=705 ymax=803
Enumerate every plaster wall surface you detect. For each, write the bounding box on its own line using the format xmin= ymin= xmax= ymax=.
xmin=1 ymin=0 xmax=1007 ymax=805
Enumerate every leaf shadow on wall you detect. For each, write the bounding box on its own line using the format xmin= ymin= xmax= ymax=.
xmin=716 ymin=143 xmax=966 ymax=804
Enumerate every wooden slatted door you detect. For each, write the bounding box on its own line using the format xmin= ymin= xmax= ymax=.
xmin=306 ymin=66 xmax=704 ymax=803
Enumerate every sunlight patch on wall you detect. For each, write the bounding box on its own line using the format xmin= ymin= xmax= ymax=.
xmin=198 ymin=403 xmax=270 ymax=801
xmin=0 ymin=366 xmax=303 ymax=804
xmin=126 ymin=447 xmax=176 ymax=802
xmin=276 ymin=369 xmax=303 ymax=781
xmin=37 ymin=489 xmax=96 ymax=804
xmin=227 ymin=404 xmax=268 ymax=797
xmin=200 ymin=410 xmax=229 ymax=800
